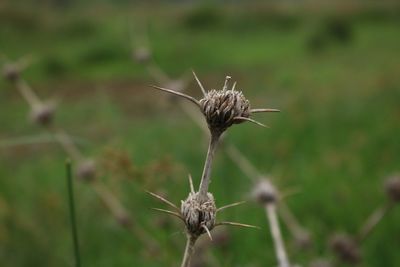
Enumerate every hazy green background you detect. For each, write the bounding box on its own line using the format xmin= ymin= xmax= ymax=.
xmin=1 ymin=1 xmax=400 ymax=266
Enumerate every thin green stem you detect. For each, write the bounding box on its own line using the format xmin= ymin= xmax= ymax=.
xmin=180 ymin=235 xmax=198 ymax=267
xmin=198 ymin=132 xmax=221 ymax=201
xmin=66 ymin=160 xmax=81 ymax=267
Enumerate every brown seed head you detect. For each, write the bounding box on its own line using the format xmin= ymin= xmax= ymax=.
xmin=384 ymin=175 xmax=400 ymax=202
xmin=181 ymin=192 xmax=216 ymax=238
xmin=2 ymin=63 xmax=20 ymax=82
xmin=252 ymin=178 xmax=278 ymax=205
xmin=30 ymin=104 xmax=55 ymax=126
xmin=76 ymin=159 xmax=97 ymax=182
xmin=200 ymin=88 xmax=250 ymax=135
xmin=116 ymin=213 xmax=133 ymax=228
xmin=330 ymin=233 xmax=361 ymax=264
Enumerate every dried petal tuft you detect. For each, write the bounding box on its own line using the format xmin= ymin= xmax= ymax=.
xmin=384 ymin=175 xmax=400 ymax=202
xmin=181 ymin=192 xmax=217 ymax=237
xmin=200 ymin=89 xmax=250 ymax=135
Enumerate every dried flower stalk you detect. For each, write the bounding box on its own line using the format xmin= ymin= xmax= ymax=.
xmin=266 ymin=203 xmax=290 ymax=267
xmin=150 ymin=73 xmax=274 ymax=266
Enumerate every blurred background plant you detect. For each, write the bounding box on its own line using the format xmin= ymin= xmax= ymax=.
xmin=1 ymin=0 xmax=400 ymax=266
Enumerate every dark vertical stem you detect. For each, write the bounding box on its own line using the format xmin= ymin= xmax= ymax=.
xmin=66 ymin=160 xmax=81 ymax=267
xmin=198 ymin=132 xmax=221 ymax=201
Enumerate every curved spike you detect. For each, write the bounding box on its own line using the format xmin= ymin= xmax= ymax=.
xmin=188 ymin=174 xmax=195 ymax=194
xmin=251 ymin=108 xmax=280 ymax=113
xmin=233 ymin=116 xmax=268 ymax=128
xmin=151 ymin=208 xmax=184 ymax=221
xmin=215 ymin=221 xmax=260 ymax=229
xmin=191 ymin=70 xmax=207 ymax=96
xmin=146 ymin=190 xmax=179 ymax=211
xmin=150 ymin=85 xmax=200 ymax=108
xmin=222 ymin=75 xmax=231 ymax=91
xmin=231 ymin=81 xmax=237 ymax=91
xmin=217 ymin=201 xmax=246 ymax=212
xmin=202 ymin=224 xmax=213 ymax=241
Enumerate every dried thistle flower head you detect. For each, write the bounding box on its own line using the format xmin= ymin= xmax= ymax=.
xmin=76 ymin=159 xmax=97 ymax=182
xmin=30 ymin=103 xmax=55 ymax=126
xmin=200 ymin=85 xmax=251 ymax=135
xmin=329 ymin=233 xmax=361 ymax=264
xmin=252 ymin=178 xmax=278 ymax=205
xmin=151 ymin=72 xmax=279 ymax=136
xmin=181 ymin=192 xmax=216 ymax=238
xmin=384 ymin=175 xmax=400 ymax=202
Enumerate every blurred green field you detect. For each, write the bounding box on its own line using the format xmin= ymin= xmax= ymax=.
xmin=1 ymin=2 xmax=400 ymax=267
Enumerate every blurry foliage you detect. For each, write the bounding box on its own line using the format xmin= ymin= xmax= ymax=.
xmin=0 ymin=8 xmax=41 ymax=33
xmin=306 ymin=17 xmax=353 ymax=53
xmin=43 ymin=56 xmax=69 ymax=77
xmin=80 ymin=42 xmax=126 ymax=65
xmin=58 ymin=18 xmax=99 ymax=39
xmin=182 ymin=4 xmax=224 ymax=30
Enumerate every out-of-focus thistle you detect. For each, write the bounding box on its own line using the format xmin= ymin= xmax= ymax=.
xmin=30 ymin=101 xmax=56 ymax=127
xmin=385 ymin=175 xmax=400 ymax=203
xmin=1 ymin=56 xmax=161 ymax=253
xmin=329 ymin=233 xmax=361 ymax=264
xmin=149 ymin=72 xmax=278 ymax=267
xmin=331 ymin=174 xmax=400 ymax=265
xmin=252 ymin=178 xmax=291 ymax=267
xmin=132 ymin=46 xmax=151 ymax=64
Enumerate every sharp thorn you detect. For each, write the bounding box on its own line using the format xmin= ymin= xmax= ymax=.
xmin=215 ymin=221 xmax=260 ymax=229
xmin=217 ymin=201 xmax=246 ymax=212
xmin=149 ymin=85 xmax=200 ymax=108
xmin=151 ymin=208 xmax=184 ymax=221
xmin=251 ymin=108 xmax=280 ymax=113
xmin=146 ymin=190 xmax=179 ymax=211
xmin=188 ymin=173 xmax=195 ymax=194
xmin=233 ymin=116 xmax=268 ymax=128
xmin=202 ymin=224 xmax=213 ymax=241
xmin=191 ymin=70 xmax=207 ymax=97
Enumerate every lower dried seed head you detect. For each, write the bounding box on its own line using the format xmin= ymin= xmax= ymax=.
xmin=384 ymin=175 xmax=400 ymax=202
xmin=200 ymin=89 xmax=250 ymax=135
xmin=181 ymin=192 xmax=216 ymax=237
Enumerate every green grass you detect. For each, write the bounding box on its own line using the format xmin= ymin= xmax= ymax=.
xmin=1 ymin=2 xmax=400 ymax=267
